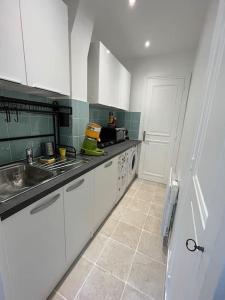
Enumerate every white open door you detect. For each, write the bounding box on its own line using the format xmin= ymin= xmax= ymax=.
xmin=139 ymin=78 xmax=185 ymax=184
xmin=167 ymin=1 xmax=225 ymax=298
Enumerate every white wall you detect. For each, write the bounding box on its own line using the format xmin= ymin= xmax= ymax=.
xmin=65 ymin=0 xmax=95 ymax=101
xmin=125 ymin=51 xmax=194 ymax=112
xmin=124 ymin=51 xmax=195 ymax=144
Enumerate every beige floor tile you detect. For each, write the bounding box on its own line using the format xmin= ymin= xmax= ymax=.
xmin=48 ymin=292 xmax=66 ymax=300
xmin=120 ymin=194 xmax=133 ymax=207
xmin=100 ymin=218 xmax=118 ymax=237
xmin=155 ymin=188 xmax=166 ymax=199
xmin=128 ymin=252 xmax=165 ymax=300
xmin=122 ymin=284 xmax=153 ymax=300
xmin=96 ymin=239 xmax=135 ymax=281
xmin=136 ymin=189 xmax=155 ymax=202
xmin=110 ymin=204 xmax=126 ymax=221
xmin=126 ymin=188 xmax=137 ymax=198
xmin=152 ymin=195 xmax=165 ymax=206
xmin=76 ymin=266 xmax=124 ymax=300
xmin=120 ymin=207 xmax=147 ymax=229
xmin=148 ymin=203 xmax=163 ymax=219
xmin=138 ymin=231 xmax=166 ymax=264
xmin=144 ymin=215 xmax=162 ymax=235
xmin=127 ymin=197 xmax=151 ymax=215
xmin=130 ymin=179 xmax=143 ymax=190
xmin=111 ymin=221 xmax=141 ymax=250
xmin=155 ymin=183 xmax=166 ymax=191
xmin=141 ymin=182 xmax=157 ymax=193
xmin=83 ymin=234 xmax=107 ymax=263
xmin=57 ymin=257 xmax=93 ymax=300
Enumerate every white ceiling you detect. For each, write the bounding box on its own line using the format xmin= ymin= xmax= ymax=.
xmin=92 ymin=0 xmax=210 ymax=61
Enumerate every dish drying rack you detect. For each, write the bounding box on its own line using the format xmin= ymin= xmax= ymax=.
xmin=0 ymin=96 xmax=72 ymax=147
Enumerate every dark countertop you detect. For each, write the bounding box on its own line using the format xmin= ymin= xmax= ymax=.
xmin=0 ymin=140 xmax=141 ymax=220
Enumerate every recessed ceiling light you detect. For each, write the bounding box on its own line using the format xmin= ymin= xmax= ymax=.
xmin=106 ymin=49 xmax=111 ymax=54
xmin=145 ymin=40 xmax=151 ymax=48
xmin=129 ymin=0 xmax=136 ymax=7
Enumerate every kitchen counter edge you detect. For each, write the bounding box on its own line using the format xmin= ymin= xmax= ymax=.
xmin=0 ymin=140 xmax=141 ymax=220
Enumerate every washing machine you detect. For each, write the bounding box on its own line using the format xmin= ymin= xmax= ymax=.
xmin=127 ymin=146 xmax=138 ymax=186
xmin=117 ymin=150 xmax=129 ymax=201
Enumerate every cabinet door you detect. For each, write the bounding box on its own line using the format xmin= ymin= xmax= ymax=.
xmin=99 ymin=44 xmax=121 ymax=108
xmin=0 ymin=0 xmax=26 ymax=84
xmin=119 ymin=65 xmax=131 ymax=111
xmin=93 ymin=157 xmax=118 ymax=230
xmin=2 ymin=189 xmax=65 ymax=300
xmin=63 ymin=172 xmax=94 ymax=266
xmin=98 ymin=43 xmax=114 ymax=106
xmin=20 ymin=0 xmax=70 ymax=95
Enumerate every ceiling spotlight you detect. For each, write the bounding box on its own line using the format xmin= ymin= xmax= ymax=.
xmin=129 ymin=0 xmax=136 ymax=7
xmin=106 ymin=49 xmax=111 ymax=54
xmin=145 ymin=40 xmax=151 ymax=48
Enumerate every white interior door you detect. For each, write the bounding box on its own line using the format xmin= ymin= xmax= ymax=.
xmin=140 ymin=78 xmax=185 ymax=184
xmin=167 ymin=3 xmax=225 ymax=298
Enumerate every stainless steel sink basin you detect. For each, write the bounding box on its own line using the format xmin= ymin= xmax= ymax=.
xmin=0 ymin=163 xmax=53 ymax=203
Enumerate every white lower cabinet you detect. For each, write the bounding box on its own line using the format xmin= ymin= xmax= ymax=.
xmin=1 ymin=155 xmax=120 ymax=299
xmin=2 ymin=189 xmax=65 ymax=300
xmin=63 ymin=172 xmax=94 ymax=267
xmin=93 ymin=156 xmax=118 ymax=231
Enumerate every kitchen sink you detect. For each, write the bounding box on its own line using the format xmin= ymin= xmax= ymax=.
xmin=0 ymin=163 xmax=53 ymax=203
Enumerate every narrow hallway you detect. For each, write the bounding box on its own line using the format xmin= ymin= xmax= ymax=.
xmin=51 ymin=179 xmax=166 ymax=300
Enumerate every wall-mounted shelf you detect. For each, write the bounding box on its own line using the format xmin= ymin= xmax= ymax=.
xmin=0 ymin=96 xmax=72 ymax=146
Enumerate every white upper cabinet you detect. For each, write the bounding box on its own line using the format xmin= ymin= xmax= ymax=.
xmin=0 ymin=0 xmax=26 ymax=85
xmin=20 ymin=0 xmax=70 ymax=95
xmin=118 ymin=65 xmax=131 ymax=111
xmin=88 ymin=41 xmax=131 ymax=110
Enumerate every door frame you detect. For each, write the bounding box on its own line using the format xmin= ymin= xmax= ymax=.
xmin=138 ymin=75 xmax=191 ymax=181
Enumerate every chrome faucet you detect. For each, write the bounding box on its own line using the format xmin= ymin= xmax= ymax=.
xmin=26 ymin=148 xmax=33 ymax=165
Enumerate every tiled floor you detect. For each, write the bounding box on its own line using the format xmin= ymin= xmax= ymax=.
xmin=51 ymin=179 xmax=167 ymax=300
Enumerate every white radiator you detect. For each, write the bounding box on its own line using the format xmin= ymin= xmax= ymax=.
xmin=161 ymin=168 xmax=179 ymax=247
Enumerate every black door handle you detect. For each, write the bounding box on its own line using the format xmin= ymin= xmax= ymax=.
xmin=186 ymin=239 xmax=204 ymax=253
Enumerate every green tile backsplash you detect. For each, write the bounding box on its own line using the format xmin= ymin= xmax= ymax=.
xmin=89 ymin=105 xmax=141 ymax=140
xmin=89 ymin=105 xmax=125 ymax=128
xmin=0 ymin=89 xmax=140 ymax=165
xmin=124 ymin=111 xmax=141 ymax=140
xmin=59 ymin=99 xmax=89 ymax=151
xmin=0 ymin=90 xmax=54 ymax=165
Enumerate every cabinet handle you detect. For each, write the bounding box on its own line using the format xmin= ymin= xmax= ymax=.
xmin=30 ymin=193 xmax=60 ymax=215
xmin=143 ymin=131 xmax=146 ymax=142
xmin=104 ymin=161 xmax=113 ymax=168
xmin=66 ymin=179 xmax=85 ymax=193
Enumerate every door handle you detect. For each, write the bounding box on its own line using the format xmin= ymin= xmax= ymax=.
xmin=104 ymin=161 xmax=113 ymax=168
xmin=143 ymin=131 xmax=146 ymax=142
xmin=30 ymin=193 xmax=60 ymax=215
xmin=66 ymin=178 xmax=85 ymax=193
xmin=186 ymin=239 xmax=204 ymax=253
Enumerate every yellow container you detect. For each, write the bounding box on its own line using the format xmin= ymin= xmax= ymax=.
xmin=59 ymin=147 xmax=66 ymax=158
xmin=85 ymin=123 xmax=101 ymax=141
